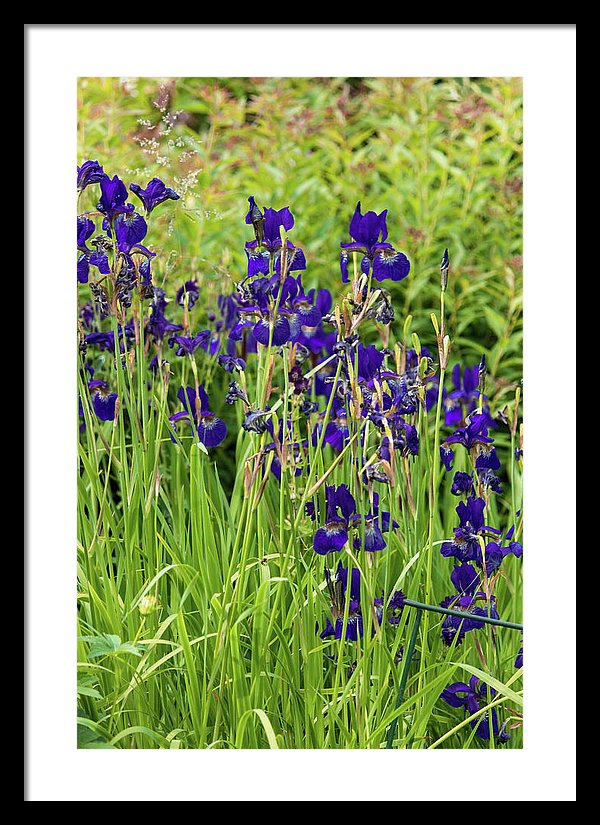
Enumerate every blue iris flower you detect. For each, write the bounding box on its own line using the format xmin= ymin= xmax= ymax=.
xmin=340 ymin=201 xmax=410 ymax=283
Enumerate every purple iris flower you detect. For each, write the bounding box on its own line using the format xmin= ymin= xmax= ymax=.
xmin=387 ymin=376 xmax=421 ymax=416
xmin=440 ymin=496 xmax=501 ymax=564
xmin=476 ymin=446 xmax=501 ymax=473
xmin=444 ymin=363 xmax=481 ymax=426
xmin=76 ymin=216 xmax=110 ymax=283
xmin=244 ymin=202 xmax=306 ymax=277
xmin=354 ymin=492 xmax=399 ymax=553
xmin=292 ymin=288 xmax=334 ymax=354
xmin=77 ymin=216 xmax=95 ymax=252
xmin=77 ymin=255 xmax=90 ymax=284
xmin=313 ymin=484 xmax=357 ymax=555
xmin=355 ymin=343 xmax=386 ymax=383
xmin=482 ymin=539 xmax=523 ymax=576
xmin=129 ymin=177 xmax=180 ymax=215
xmin=243 ymin=274 xmax=320 ymax=348
xmin=386 ymin=589 xmax=406 ymax=625
xmin=253 ymin=313 xmax=292 ymax=346
xmin=450 ymin=562 xmax=481 ymax=596
xmin=149 ymin=355 xmax=169 ymax=378
xmin=113 ymin=211 xmax=148 ymax=253
xmin=84 ymin=331 xmax=116 ymax=351
xmin=245 ymin=247 xmax=271 ymax=279
xmin=286 ymin=274 xmax=323 ymax=334
xmin=440 ymin=444 xmax=455 ymax=472
xmin=440 ymin=676 xmax=510 ymax=743
xmin=475 ymin=447 xmax=503 ymax=493
xmin=439 ymin=592 xmax=499 ymax=647
xmin=231 ymin=274 xmax=294 ymax=347
xmin=80 ymin=301 xmax=95 ymax=329
xmin=176 ymin=280 xmax=200 ymax=309
xmin=443 ymin=412 xmax=495 ymax=452
xmin=218 ymin=354 xmax=246 ymax=373
xmin=242 ymin=407 xmax=274 ymax=435
xmin=318 ymin=563 xmax=403 ymax=641
xmin=378 ymin=419 xmax=419 ymax=460
xmin=444 ymin=362 xmax=497 ymax=429
xmin=289 ymin=364 xmax=310 ymax=395
xmin=88 ymin=380 xmax=118 ymax=421
xmin=146 ymin=292 xmax=184 ymax=342
xmin=168 ymin=330 xmax=212 ymax=357
xmin=321 ymin=398 xmax=350 ymax=452
xmin=169 ymin=385 xmax=227 ymax=448
xmin=504 ymin=521 xmax=523 ymax=559
xmin=478 ymin=469 xmax=503 ymax=494
xmin=218 ymin=293 xmax=241 ymax=332
xmin=450 ymin=471 xmax=475 ymax=497
xmin=84 ymin=324 xmax=134 ymax=353
xmin=77 ymin=160 xmax=108 ymax=192
xmin=515 ymin=634 xmax=523 ymax=668
xmin=319 ymin=562 xmax=364 ymax=642
xmin=340 ymin=202 xmax=410 ymax=283
xmin=96 ymin=175 xmax=134 ymax=224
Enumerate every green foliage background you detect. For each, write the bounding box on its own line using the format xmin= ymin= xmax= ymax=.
xmin=78 ymin=75 xmax=522 ymax=387
xmin=76 ymin=76 xmax=524 ymax=751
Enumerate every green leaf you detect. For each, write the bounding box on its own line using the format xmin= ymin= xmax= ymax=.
xmin=80 ymin=634 xmax=142 ymax=659
xmin=77 ymin=673 xmax=103 ymax=700
xmin=450 ymin=662 xmax=524 ymax=707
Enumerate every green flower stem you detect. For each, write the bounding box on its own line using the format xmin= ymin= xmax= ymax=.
xmin=386 ymin=607 xmax=422 ymax=748
xmin=419 ymin=291 xmax=447 ymax=704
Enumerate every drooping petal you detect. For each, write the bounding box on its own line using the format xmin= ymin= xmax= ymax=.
xmin=440 ymin=682 xmax=473 ymax=709
xmin=363 ymin=520 xmax=386 ymax=553
xmin=92 ymin=389 xmax=118 ymax=421
xmin=252 ymin=315 xmax=291 ymax=346
xmin=114 ymin=211 xmax=148 ymax=252
xmin=324 ymin=419 xmax=349 ymax=451
xmin=371 ymin=248 xmax=411 ymax=283
xmin=77 ymin=215 xmax=95 ymax=251
xmin=291 ymin=301 xmax=322 ymax=329
xmin=198 ymin=415 xmax=227 ymax=447
xmin=77 ymin=255 xmax=89 ymax=284
xmin=313 ymin=522 xmax=349 ymax=555
xmin=245 ymin=245 xmax=271 ymax=277
xmin=440 ymin=445 xmax=455 ymax=471
xmin=88 ymin=251 xmax=110 ymax=274
xmin=332 ymin=484 xmax=356 ymax=522
xmin=450 ymin=563 xmax=480 ymax=596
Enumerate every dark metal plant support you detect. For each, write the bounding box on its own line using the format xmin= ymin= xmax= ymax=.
xmin=385 ymin=601 xmax=523 ymax=749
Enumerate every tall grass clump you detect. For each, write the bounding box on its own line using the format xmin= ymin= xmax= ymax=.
xmin=76 ymin=77 xmax=523 ymax=750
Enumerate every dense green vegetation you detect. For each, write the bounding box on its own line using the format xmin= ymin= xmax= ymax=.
xmin=76 ymin=76 xmax=523 ymax=751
